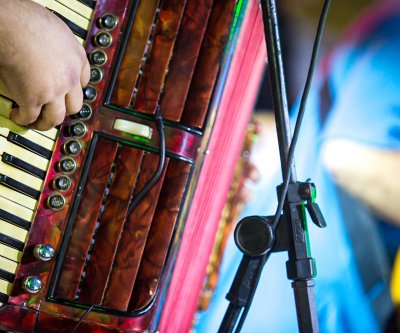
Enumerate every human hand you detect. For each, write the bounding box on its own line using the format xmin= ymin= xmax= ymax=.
xmin=0 ymin=0 xmax=90 ymax=130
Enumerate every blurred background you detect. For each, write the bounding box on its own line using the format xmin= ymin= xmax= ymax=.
xmin=194 ymin=1 xmax=400 ymax=332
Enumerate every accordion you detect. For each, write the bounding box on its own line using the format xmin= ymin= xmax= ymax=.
xmin=0 ymin=0 xmax=265 ymax=331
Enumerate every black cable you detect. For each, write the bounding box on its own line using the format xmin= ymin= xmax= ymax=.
xmin=234 ymin=254 xmax=268 ymax=333
xmin=70 ymin=106 xmax=166 ymax=332
xmin=70 ymin=305 xmax=94 ymax=333
xmin=218 ymin=303 xmax=242 ymax=333
xmin=232 ymin=0 xmax=332 ymax=332
xmin=272 ymin=0 xmax=331 ymax=230
xmin=126 ymin=105 xmax=166 ymax=216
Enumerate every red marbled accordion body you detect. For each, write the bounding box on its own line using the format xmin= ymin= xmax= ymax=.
xmin=0 ymin=0 xmax=266 ymax=331
xmin=78 ymin=147 xmax=144 ymax=305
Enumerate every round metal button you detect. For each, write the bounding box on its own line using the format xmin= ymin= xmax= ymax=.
xmin=22 ymin=276 xmax=42 ymax=294
xmin=89 ymin=49 xmax=107 ymax=66
xmin=74 ymin=104 xmax=92 ymax=120
xmin=90 ymin=66 xmax=103 ymax=84
xmin=52 ymin=175 xmax=72 ymax=192
xmin=83 ymin=86 xmax=97 ymax=102
xmin=47 ymin=193 xmax=66 ymax=210
xmin=63 ymin=139 xmax=82 ymax=156
xmin=68 ymin=121 xmax=87 ymax=138
xmin=58 ymin=157 xmax=77 ymax=174
xmin=94 ymin=32 xmax=112 ymax=48
xmin=99 ymin=13 xmax=118 ymax=30
xmin=33 ymin=244 xmax=55 ymax=262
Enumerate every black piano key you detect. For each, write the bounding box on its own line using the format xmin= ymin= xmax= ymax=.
xmin=0 ymin=174 xmax=40 ymax=200
xmin=7 ymin=133 xmax=52 ymax=160
xmin=0 ymin=95 xmax=17 ymax=113
xmin=77 ymin=0 xmax=96 ymax=9
xmin=0 ymin=233 xmax=24 ymax=252
xmin=0 ymin=209 xmax=30 ymax=231
xmin=49 ymin=10 xmax=88 ymax=40
xmin=0 ymin=292 xmax=8 ymax=303
xmin=2 ymin=153 xmax=46 ymax=180
xmin=0 ymin=94 xmax=11 ymax=102
xmin=0 ymin=268 xmax=15 ymax=283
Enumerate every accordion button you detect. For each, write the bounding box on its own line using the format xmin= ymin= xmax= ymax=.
xmin=33 ymin=244 xmax=55 ymax=262
xmin=99 ymin=13 xmax=118 ymax=30
xmin=94 ymin=32 xmax=112 ymax=48
xmin=74 ymin=104 xmax=92 ymax=120
xmin=52 ymin=175 xmax=72 ymax=192
xmin=90 ymin=66 xmax=103 ymax=84
xmin=89 ymin=49 xmax=107 ymax=66
xmin=58 ymin=157 xmax=77 ymax=174
xmin=22 ymin=276 xmax=42 ymax=293
xmin=83 ymin=86 xmax=97 ymax=102
xmin=67 ymin=122 xmax=87 ymax=138
xmin=47 ymin=193 xmax=66 ymax=210
xmin=63 ymin=139 xmax=82 ymax=156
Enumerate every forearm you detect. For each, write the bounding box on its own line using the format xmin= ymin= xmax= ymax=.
xmin=321 ymin=139 xmax=400 ymax=226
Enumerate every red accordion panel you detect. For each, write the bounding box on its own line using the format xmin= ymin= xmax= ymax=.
xmin=181 ymin=0 xmax=237 ymax=128
xmin=160 ymin=0 xmax=214 ymax=122
xmin=78 ymin=146 xmax=144 ymax=305
xmin=109 ymin=0 xmax=160 ymax=106
xmin=130 ymin=160 xmax=191 ymax=310
xmin=103 ymin=154 xmax=169 ymax=311
xmin=55 ymin=139 xmax=119 ymax=300
xmin=133 ymin=0 xmax=187 ymax=113
xmin=0 ymin=0 xmax=266 ymax=331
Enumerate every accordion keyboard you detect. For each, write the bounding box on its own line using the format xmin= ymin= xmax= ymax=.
xmin=32 ymin=0 xmax=95 ymax=45
xmin=0 ymin=110 xmax=57 ymax=306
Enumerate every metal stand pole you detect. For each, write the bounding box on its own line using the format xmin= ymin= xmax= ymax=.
xmin=260 ymin=0 xmax=319 ymax=331
xmin=218 ymin=1 xmax=327 ymax=332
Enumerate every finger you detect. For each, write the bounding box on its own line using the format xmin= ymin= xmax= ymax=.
xmin=10 ymin=105 xmax=42 ymax=126
xmin=80 ymin=59 xmax=90 ymax=87
xmin=65 ymin=84 xmax=83 ymax=116
xmin=30 ymin=99 xmax=66 ymax=131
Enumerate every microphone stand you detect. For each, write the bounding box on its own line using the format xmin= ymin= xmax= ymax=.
xmin=218 ymin=0 xmax=327 ymax=332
